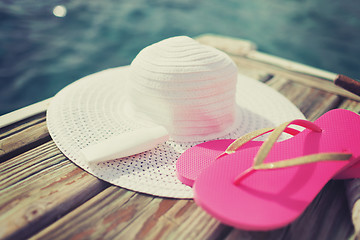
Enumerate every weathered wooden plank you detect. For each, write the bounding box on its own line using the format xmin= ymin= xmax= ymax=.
xmin=0 ymin=118 xmax=51 ymax=162
xmin=280 ymin=71 xmax=360 ymax=102
xmin=108 ymin=198 xmax=179 ymax=239
xmin=265 ymin=76 xmax=342 ymax=120
xmin=31 ymin=188 xmax=228 ymax=240
xmin=29 ymin=187 xmax=153 ymax=240
xmin=0 ymin=141 xmax=110 ymax=240
xmin=0 ymin=112 xmax=46 ymax=139
xmin=117 ymin=199 xmax=230 ymax=240
xmin=164 ymin=202 xmax=230 ymax=240
xmin=0 ymin=98 xmax=50 ymax=129
xmin=0 ymin=141 xmax=65 ymax=191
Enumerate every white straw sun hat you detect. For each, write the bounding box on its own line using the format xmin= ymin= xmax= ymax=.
xmin=47 ymin=36 xmax=304 ymax=198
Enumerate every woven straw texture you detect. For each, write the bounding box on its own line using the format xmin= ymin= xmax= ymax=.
xmin=47 ymin=66 xmax=304 ymax=198
xmin=126 ymin=36 xmax=239 ymax=141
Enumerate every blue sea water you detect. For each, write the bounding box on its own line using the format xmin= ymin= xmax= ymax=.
xmin=0 ymin=0 xmax=359 ymax=115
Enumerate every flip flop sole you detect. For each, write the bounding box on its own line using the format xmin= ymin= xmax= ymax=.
xmin=191 ymin=109 xmax=360 ymax=230
xmin=193 ymin=152 xmax=350 ymax=230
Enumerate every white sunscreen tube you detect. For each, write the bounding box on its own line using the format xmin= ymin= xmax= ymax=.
xmin=81 ymin=126 xmax=169 ymax=163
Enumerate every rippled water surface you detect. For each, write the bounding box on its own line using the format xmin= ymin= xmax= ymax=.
xmin=0 ymin=0 xmax=359 ymax=115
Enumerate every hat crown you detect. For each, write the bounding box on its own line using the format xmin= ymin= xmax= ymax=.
xmin=127 ymin=36 xmax=238 ymax=141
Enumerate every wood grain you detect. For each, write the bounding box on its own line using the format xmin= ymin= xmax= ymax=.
xmin=29 ymin=187 xmax=149 ymax=240
xmin=0 ymin=112 xmax=46 ymax=139
xmin=0 ymin=114 xmax=51 ymax=162
xmin=0 ymin=142 xmax=64 ymax=191
xmin=0 ymin=141 xmax=110 ymax=240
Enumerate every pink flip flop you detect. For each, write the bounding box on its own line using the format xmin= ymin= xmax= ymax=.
xmin=190 ymin=109 xmax=360 ymax=230
xmin=176 ymin=128 xmax=299 ymax=187
xmin=176 ymin=109 xmax=360 ymax=187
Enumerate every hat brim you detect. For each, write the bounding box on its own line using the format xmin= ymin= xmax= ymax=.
xmin=47 ymin=66 xmax=304 ymax=198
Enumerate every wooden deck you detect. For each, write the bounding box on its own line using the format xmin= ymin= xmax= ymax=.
xmin=1 ymin=34 xmax=360 ymax=240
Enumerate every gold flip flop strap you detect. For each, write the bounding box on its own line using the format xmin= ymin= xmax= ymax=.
xmin=232 ymin=119 xmax=352 ymax=185
xmin=221 ymin=127 xmax=299 ymax=156
xmin=253 ymin=119 xmax=322 ymax=166
xmin=255 ymin=152 xmax=352 ymax=170
xmin=233 ymin=152 xmax=352 ymax=185
xmin=218 ymin=119 xmax=319 ymax=158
